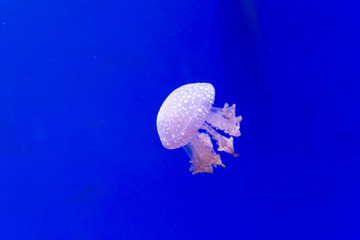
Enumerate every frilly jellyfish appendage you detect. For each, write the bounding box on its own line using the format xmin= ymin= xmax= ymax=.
xmin=183 ymin=103 xmax=242 ymax=174
xmin=206 ymin=103 xmax=242 ymax=137
xmin=201 ymin=123 xmax=238 ymax=157
xmin=183 ymin=132 xmax=224 ymax=174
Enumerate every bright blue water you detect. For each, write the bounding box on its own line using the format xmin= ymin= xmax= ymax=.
xmin=1 ymin=0 xmax=359 ymax=239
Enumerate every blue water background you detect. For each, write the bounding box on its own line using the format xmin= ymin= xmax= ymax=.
xmin=1 ymin=0 xmax=359 ymax=239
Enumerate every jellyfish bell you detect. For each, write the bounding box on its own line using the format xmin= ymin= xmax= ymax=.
xmin=157 ymin=83 xmax=215 ymax=149
xmin=156 ymin=82 xmax=242 ymax=174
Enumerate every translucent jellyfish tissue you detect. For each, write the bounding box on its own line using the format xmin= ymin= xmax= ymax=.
xmin=156 ymin=82 xmax=242 ymax=174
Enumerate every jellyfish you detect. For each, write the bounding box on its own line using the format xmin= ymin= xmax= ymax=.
xmin=156 ymin=82 xmax=242 ymax=174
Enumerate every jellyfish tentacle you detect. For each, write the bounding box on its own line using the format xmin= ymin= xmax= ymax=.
xmin=201 ymin=123 xmax=238 ymax=157
xmin=183 ymin=132 xmax=224 ymax=174
xmin=206 ymin=103 xmax=242 ymax=137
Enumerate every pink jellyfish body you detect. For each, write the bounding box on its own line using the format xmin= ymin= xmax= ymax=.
xmin=156 ymin=83 xmax=242 ymax=174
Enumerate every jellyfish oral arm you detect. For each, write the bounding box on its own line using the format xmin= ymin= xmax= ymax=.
xmin=201 ymin=123 xmax=238 ymax=157
xmin=206 ymin=103 xmax=242 ymax=137
xmin=183 ymin=132 xmax=224 ymax=174
xmin=183 ymin=103 xmax=242 ymax=174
